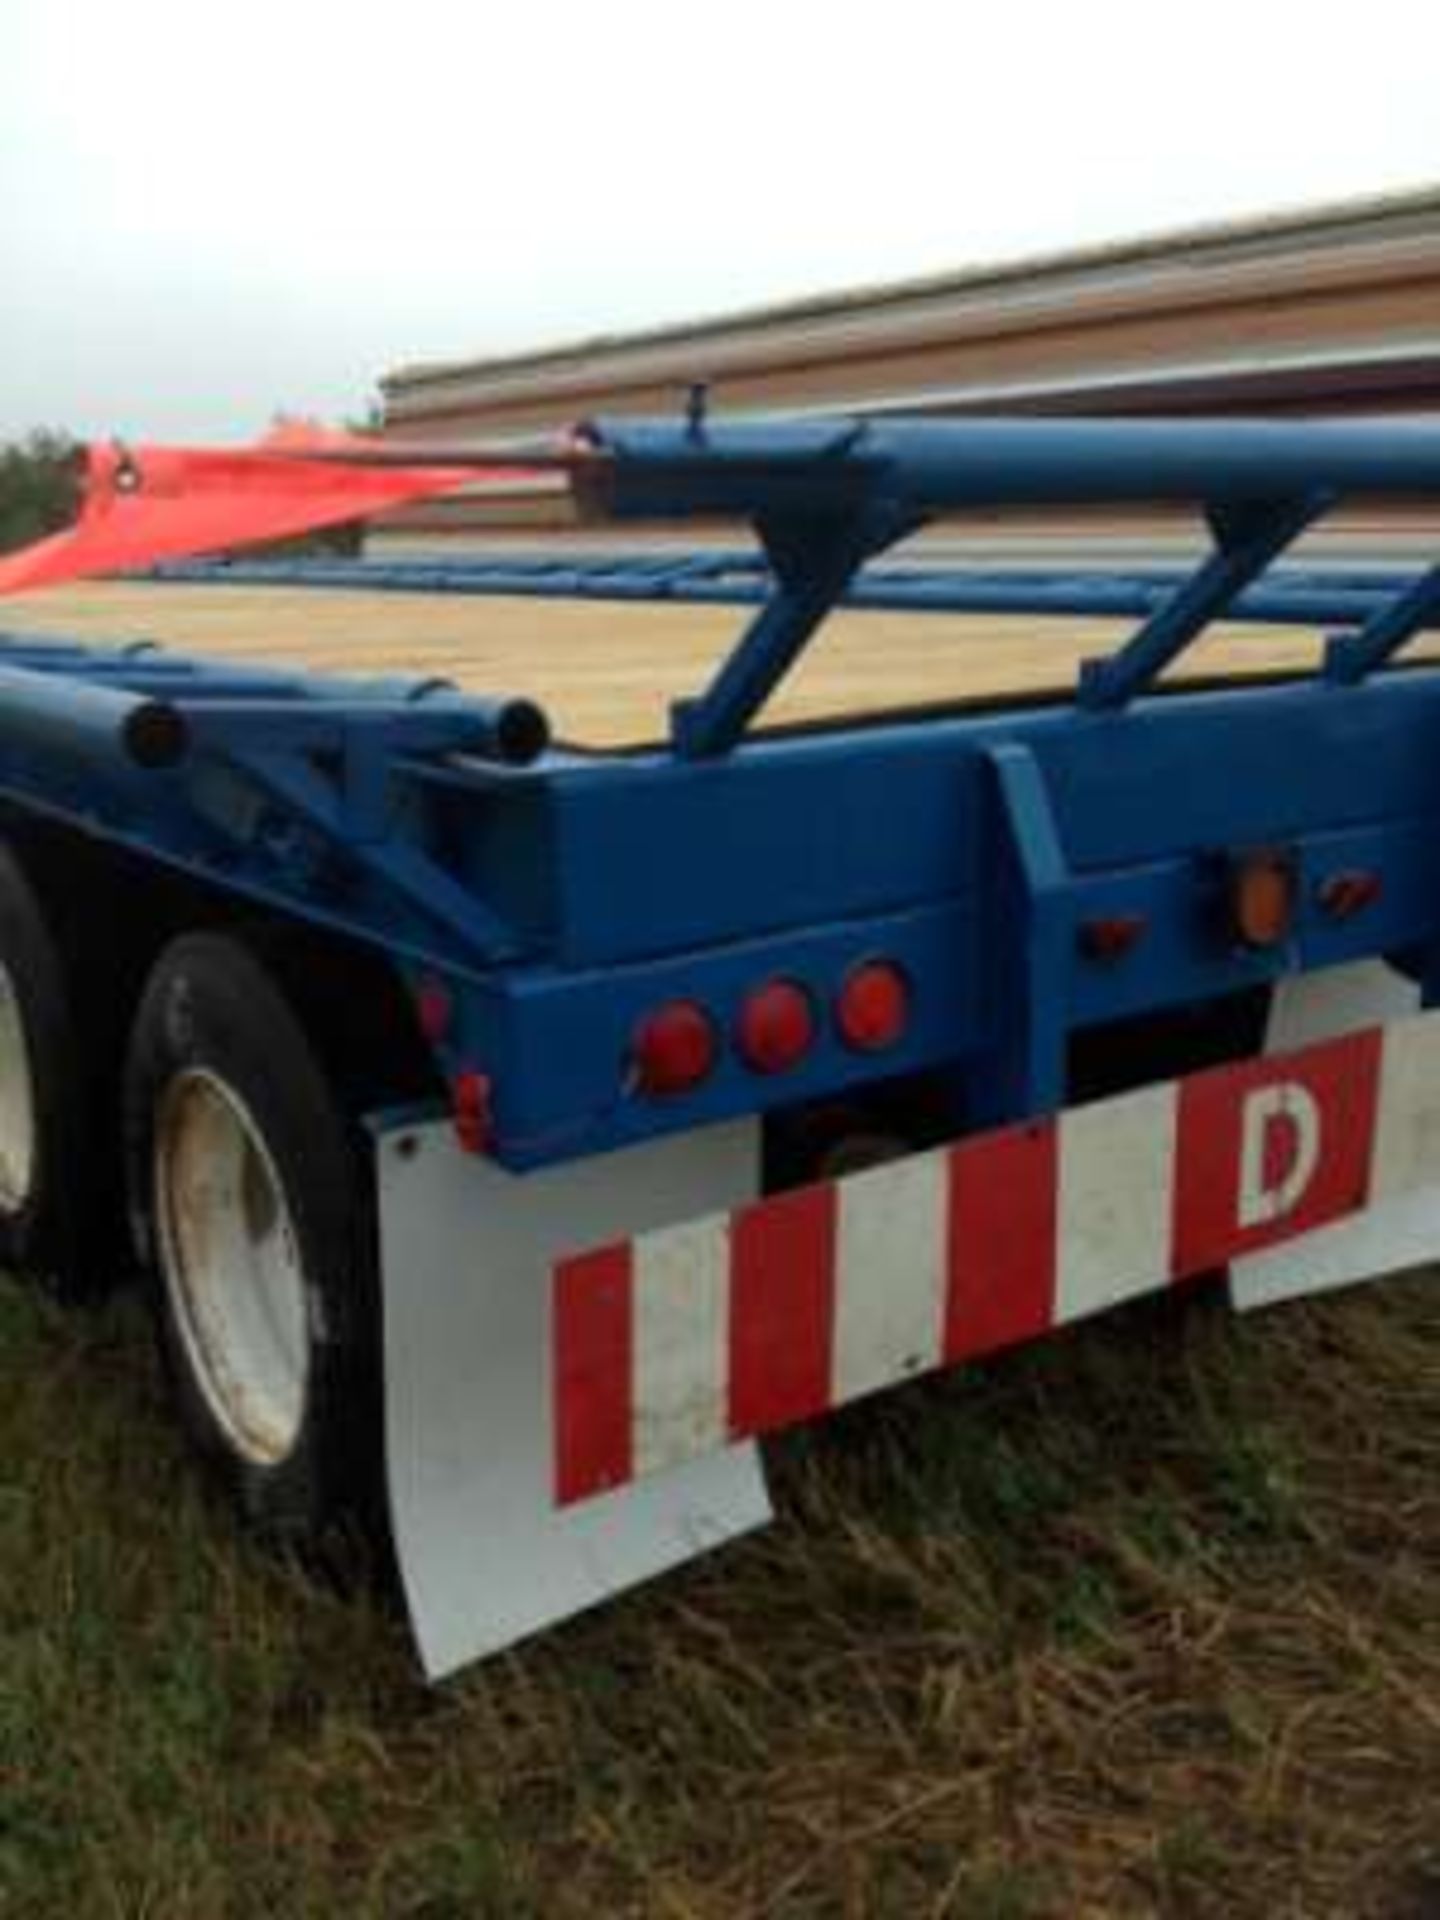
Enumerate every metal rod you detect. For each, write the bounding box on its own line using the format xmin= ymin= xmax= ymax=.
xmin=138 ymin=554 xmax=1437 ymax=630
xmin=179 ymin=693 xmax=550 ymax=768
xmin=584 ymin=415 xmax=1440 ymax=518
xmin=0 ymin=665 xmax=187 ymax=770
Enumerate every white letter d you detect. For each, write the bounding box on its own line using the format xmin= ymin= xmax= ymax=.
xmin=1238 ymin=1082 xmax=1321 ymax=1229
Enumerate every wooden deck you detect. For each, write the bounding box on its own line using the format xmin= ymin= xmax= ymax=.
xmin=2 ymin=580 xmax=1418 ymax=748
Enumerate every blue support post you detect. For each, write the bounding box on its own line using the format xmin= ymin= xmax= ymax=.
xmin=965 ymin=743 xmax=1073 ymax=1125
xmin=1077 ymin=493 xmax=1333 ymax=710
xmin=1324 ymin=564 xmax=1440 ymax=684
xmin=669 ymin=539 xmax=858 ymax=757
xmin=670 ymin=501 xmax=922 ymax=757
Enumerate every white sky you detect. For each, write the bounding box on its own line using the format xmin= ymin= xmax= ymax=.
xmin=2 ymin=0 xmax=1437 ymax=442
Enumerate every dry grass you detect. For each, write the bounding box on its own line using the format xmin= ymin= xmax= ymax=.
xmin=1 ymin=1268 xmax=1437 ymax=1918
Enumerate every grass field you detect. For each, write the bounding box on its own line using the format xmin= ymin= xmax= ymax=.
xmin=1 ymin=1266 xmax=1436 ymax=1918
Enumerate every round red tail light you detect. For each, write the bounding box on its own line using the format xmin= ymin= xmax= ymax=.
xmin=632 ymin=999 xmax=717 ymax=1096
xmin=836 ymin=960 xmax=910 ymax=1052
xmin=736 ymin=979 xmax=815 ymax=1075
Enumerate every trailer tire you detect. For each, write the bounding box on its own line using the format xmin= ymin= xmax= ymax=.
xmin=124 ymin=931 xmax=385 ymax=1550
xmin=0 ymin=841 xmax=111 ymax=1297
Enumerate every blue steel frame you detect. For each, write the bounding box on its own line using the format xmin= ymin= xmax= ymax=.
xmin=6 ymin=413 xmax=1440 ymax=1170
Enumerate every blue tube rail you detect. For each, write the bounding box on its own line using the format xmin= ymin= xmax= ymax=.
xmin=144 ymin=550 xmax=1437 ymax=633
xmin=578 ymin=413 xmax=1440 ymax=516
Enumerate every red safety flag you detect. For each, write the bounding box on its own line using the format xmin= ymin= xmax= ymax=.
xmin=0 ymin=422 xmax=530 ymax=595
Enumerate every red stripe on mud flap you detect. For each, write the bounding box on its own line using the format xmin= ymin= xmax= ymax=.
xmin=728 ymin=1182 xmax=837 ymax=1441
xmin=1171 ymin=1028 xmax=1383 ymax=1276
xmin=553 ymin=1242 xmax=634 ymax=1505
xmin=944 ymin=1118 xmax=1058 ymax=1361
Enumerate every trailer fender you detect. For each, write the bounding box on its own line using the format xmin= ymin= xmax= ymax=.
xmin=1231 ymin=959 xmax=1440 ymax=1311
xmin=373 ymin=1113 xmax=769 ymax=1680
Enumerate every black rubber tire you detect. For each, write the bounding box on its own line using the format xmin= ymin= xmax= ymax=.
xmin=124 ymin=930 xmax=386 ymax=1548
xmin=0 ymin=840 xmax=120 ymax=1298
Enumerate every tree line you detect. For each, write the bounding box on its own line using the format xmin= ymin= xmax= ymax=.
xmin=0 ymin=431 xmax=79 ymax=554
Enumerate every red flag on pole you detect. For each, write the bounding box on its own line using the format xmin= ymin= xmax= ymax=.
xmin=0 ymin=424 xmax=533 ymax=595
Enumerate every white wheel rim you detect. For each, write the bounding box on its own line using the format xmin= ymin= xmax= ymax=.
xmin=154 ymin=1068 xmax=309 ymax=1467
xmin=0 ymin=959 xmax=37 ymax=1212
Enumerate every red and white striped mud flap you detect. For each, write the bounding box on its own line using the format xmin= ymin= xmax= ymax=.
xmin=375 ymin=1118 xmax=769 ymax=1680
xmin=554 ymin=988 xmax=1440 ymax=1509
xmin=1232 ymin=960 xmax=1440 ymax=1309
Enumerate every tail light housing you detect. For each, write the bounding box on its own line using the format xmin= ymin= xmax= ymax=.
xmin=632 ymin=999 xmax=717 ymax=1097
xmin=736 ymin=979 xmax=816 ymax=1075
xmin=836 ymin=960 xmax=910 ymax=1052
xmin=1228 ymin=847 xmax=1298 ymax=949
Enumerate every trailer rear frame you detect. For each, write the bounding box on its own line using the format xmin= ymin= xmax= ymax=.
xmin=2 ymin=410 xmax=1438 ymax=1672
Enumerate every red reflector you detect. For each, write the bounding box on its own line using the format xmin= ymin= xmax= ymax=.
xmin=836 ymin=960 xmax=910 ymax=1052
xmin=1317 ymin=869 xmax=1382 ymax=920
xmin=452 ymin=1070 xmax=494 ymax=1155
xmin=633 ymin=1000 xmax=717 ymax=1097
xmin=736 ymin=979 xmax=816 ymax=1074
xmin=1078 ymin=913 xmax=1147 ymax=962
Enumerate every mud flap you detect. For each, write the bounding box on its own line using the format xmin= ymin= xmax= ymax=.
xmin=1231 ymin=959 xmax=1440 ymax=1311
xmin=373 ymin=1115 xmax=771 ymax=1680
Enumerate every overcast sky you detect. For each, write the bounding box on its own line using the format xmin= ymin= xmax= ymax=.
xmin=2 ymin=0 xmax=1437 ymax=443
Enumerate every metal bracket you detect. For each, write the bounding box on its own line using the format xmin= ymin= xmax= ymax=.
xmin=215 ymin=742 xmax=522 ymax=961
xmin=1077 ymin=491 xmax=1334 ymax=710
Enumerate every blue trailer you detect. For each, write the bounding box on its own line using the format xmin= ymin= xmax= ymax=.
xmin=2 ymin=412 xmax=1439 ymax=1675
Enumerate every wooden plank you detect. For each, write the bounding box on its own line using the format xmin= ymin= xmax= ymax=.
xmin=5 ymin=580 xmax=1432 ymax=749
